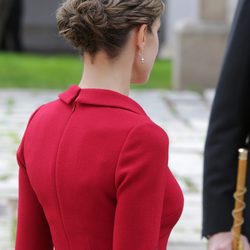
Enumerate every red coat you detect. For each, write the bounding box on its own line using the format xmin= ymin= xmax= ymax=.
xmin=15 ymin=84 xmax=184 ymax=250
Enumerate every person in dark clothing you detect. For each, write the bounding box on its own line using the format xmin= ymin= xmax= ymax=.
xmin=202 ymin=0 xmax=250 ymax=249
xmin=0 ymin=0 xmax=23 ymax=51
xmin=0 ymin=0 xmax=13 ymax=49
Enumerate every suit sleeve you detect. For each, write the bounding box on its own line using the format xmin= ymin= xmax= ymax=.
xmin=113 ymin=123 xmax=168 ymax=250
xmin=15 ymin=105 xmax=54 ymax=250
xmin=202 ymin=0 xmax=250 ymax=239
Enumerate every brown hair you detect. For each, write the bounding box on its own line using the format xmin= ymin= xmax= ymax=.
xmin=56 ymin=0 xmax=165 ymax=59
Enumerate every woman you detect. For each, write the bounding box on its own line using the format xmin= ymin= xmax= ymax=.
xmin=15 ymin=0 xmax=184 ymax=249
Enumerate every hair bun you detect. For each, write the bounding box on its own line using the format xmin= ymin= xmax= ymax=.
xmin=56 ymin=0 xmax=165 ymax=58
xmin=56 ymin=0 xmax=108 ymax=52
xmin=75 ymin=0 xmax=108 ymax=37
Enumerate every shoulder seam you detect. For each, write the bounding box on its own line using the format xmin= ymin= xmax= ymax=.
xmin=16 ymin=104 xmax=45 ymax=168
xmin=113 ymin=121 xmax=166 ymax=192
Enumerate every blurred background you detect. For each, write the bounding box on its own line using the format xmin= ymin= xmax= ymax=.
xmin=0 ymin=0 xmax=239 ymax=249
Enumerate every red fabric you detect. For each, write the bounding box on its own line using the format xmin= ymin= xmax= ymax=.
xmin=15 ymin=84 xmax=184 ymax=250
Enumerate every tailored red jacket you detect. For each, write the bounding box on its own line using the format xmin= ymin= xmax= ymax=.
xmin=15 ymin=84 xmax=184 ymax=250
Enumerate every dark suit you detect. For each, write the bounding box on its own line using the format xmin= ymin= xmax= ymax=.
xmin=202 ymin=0 xmax=250 ymax=242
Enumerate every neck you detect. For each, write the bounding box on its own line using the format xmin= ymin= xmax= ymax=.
xmin=78 ymin=52 xmax=133 ymax=96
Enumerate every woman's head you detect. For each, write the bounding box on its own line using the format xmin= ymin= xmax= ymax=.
xmin=56 ymin=0 xmax=165 ymax=83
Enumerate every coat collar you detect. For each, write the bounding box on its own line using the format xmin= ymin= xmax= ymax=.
xmin=58 ymin=84 xmax=148 ymax=116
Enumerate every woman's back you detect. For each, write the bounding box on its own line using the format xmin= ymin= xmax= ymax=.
xmin=15 ymin=84 xmax=183 ymax=250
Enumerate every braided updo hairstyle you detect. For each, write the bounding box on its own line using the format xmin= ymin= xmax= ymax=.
xmin=56 ymin=0 xmax=165 ymax=59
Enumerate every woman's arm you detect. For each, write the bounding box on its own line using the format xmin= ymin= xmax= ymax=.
xmin=113 ymin=122 xmax=169 ymax=250
xmin=15 ymin=105 xmax=54 ymax=250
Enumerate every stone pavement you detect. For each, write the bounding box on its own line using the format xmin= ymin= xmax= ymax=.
xmin=0 ymin=87 xmax=215 ymax=250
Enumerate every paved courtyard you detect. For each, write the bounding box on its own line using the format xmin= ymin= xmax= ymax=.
xmin=0 ymin=87 xmax=215 ymax=249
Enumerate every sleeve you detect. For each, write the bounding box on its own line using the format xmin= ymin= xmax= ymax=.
xmin=202 ymin=0 xmax=250 ymax=239
xmin=113 ymin=123 xmax=169 ymax=250
xmin=15 ymin=105 xmax=54 ymax=250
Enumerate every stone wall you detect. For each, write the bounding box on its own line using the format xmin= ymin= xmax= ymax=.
xmin=22 ymin=0 xmax=77 ymax=52
xmin=173 ymin=0 xmax=232 ymax=89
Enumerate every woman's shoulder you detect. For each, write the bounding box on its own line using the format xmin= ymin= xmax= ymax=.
xmin=126 ymin=120 xmax=169 ymax=147
xmin=20 ymin=99 xmax=60 ymax=133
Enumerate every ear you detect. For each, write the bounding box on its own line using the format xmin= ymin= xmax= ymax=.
xmin=135 ymin=24 xmax=148 ymax=52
